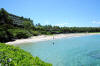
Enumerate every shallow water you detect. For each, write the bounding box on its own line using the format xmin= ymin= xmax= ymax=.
xmin=18 ymin=35 xmax=100 ymax=66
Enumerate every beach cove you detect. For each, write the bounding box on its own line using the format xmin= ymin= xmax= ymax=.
xmin=6 ymin=33 xmax=100 ymax=45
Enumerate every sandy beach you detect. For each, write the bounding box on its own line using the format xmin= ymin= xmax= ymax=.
xmin=6 ymin=33 xmax=100 ymax=45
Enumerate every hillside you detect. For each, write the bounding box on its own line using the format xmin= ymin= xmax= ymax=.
xmin=0 ymin=8 xmax=37 ymax=43
xmin=0 ymin=8 xmax=33 ymax=26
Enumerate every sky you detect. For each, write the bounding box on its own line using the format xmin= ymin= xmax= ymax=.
xmin=0 ymin=0 xmax=100 ymax=27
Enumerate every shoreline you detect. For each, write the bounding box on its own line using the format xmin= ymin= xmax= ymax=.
xmin=6 ymin=33 xmax=100 ymax=45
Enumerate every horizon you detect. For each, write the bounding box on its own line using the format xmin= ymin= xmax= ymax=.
xmin=0 ymin=0 xmax=100 ymax=27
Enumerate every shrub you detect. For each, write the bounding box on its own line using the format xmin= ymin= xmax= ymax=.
xmin=0 ymin=29 xmax=8 ymax=42
xmin=0 ymin=28 xmax=13 ymax=42
xmin=0 ymin=43 xmax=52 ymax=66
xmin=30 ymin=31 xmax=40 ymax=36
xmin=8 ymin=29 xmax=32 ymax=39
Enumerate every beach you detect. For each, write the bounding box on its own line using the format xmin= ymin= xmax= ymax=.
xmin=6 ymin=33 xmax=100 ymax=45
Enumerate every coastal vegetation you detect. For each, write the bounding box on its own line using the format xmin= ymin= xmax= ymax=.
xmin=0 ymin=8 xmax=100 ymax=43
xmin=0 ymin=43 xmax=52 ymax=66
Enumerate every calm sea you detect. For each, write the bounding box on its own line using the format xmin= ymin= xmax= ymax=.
xmin=18 ymin=35 xmax=100 ymax=66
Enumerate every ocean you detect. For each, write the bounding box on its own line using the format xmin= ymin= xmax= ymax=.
xmin=18 ymin=35 xmax=100 ymax=66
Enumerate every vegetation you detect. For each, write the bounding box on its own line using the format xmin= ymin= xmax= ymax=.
xmin=35 ymin=24 xmax=100 ymax=34
xmin=0 ymin=8 xmax=35 ymax=43
xmin=0 ymin=8 xmax=100 ymax=43
xmin=0 ymin=43 xmax=52 ymax=66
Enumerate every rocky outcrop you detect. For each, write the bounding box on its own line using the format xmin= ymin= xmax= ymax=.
xmin=0 ymin=8 xmax=33 ymax=26
xmin=9 ymin=14 xmax=25 ymax=26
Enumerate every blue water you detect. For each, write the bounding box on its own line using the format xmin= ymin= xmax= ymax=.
xmin=18 ymin=35 xmax=100 ymax=66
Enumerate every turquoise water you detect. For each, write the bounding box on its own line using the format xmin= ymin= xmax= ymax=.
xmin=18 ymin=35 xmax=100 ymax=66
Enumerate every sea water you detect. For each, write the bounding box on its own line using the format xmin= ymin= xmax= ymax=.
xmin=18 ymin=35 xmax=100 ymax=66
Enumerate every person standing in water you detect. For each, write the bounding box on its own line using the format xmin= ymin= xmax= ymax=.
xmin=53 ymin=36 xmax=55 ymax=45
xmin=53 ymin=42 xmax=54 ymax=45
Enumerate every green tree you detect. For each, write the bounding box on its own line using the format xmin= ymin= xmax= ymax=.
xmin=22 ymin=21 xmax=35 ymax=29
xmin=0 ymin=8 xmax=13 ymax=24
